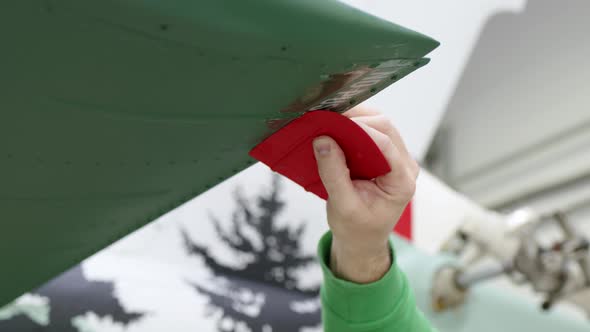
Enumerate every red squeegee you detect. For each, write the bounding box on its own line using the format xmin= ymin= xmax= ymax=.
xmin=250 ymin=110 xmax=413 ymax=239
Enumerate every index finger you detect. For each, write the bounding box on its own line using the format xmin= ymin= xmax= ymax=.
xmin=343 ymin=106 xmax=380 ymax=118
xmin=350 ymin=115 xmax=412 ymax=160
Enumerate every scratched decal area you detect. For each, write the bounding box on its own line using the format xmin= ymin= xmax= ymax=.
xmin=281 ymin=59 xmax=417 ymax=117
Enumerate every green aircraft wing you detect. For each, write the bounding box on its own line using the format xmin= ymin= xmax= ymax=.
xmin=0 ymin=0 xmax=438 ymax=305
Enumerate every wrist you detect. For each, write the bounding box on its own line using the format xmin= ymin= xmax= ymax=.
xmin=330 ymin=237 xmax=392 ymax=284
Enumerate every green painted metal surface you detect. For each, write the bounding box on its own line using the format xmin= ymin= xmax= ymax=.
xmin=0 ymin=0 xmax=438 ymax=305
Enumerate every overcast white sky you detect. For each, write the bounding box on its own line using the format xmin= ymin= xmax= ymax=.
xmin=339 ymin=0 xmax=527 ymax=160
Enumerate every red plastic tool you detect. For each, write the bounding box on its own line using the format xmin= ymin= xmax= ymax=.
xmin=249 ymin=110 xmax=391 ymax=199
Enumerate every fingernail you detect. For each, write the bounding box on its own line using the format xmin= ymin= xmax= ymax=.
xmin=313 ymin=138 xmax=331 ymax=156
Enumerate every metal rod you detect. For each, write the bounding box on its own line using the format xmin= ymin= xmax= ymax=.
xmin=455 ymin=261 xmax=512 ymax=289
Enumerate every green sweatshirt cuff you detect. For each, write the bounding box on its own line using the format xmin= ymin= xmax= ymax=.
xmin=318 ymin=231 xmax=415 ymax=331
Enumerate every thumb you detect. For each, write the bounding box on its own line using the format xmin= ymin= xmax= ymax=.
xmin=313 ymin=136 xmax=355 ymax=201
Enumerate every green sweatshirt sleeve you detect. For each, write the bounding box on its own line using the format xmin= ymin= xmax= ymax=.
xmin=318 ymin=231 xmax=435 ymax=332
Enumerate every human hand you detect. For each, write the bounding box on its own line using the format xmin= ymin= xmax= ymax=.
xmin=313 ymin=107 xmax=419 ymax=283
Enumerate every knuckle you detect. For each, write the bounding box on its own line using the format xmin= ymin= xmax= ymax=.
xmin=394 ymin=172 xmax=417 ymax=201
xmin=383 ymin=136 xmax=395 ymax=152
xmin=405 ymin=177 xmax=417 ymax=196
xmin=414 ymin=164 xmax=421 ymax=178
xmin=376 ymin=115 xmax=396 ymax=135
xmin=403 ymin=175 xmax=417 ymax=197
xmin=332 ymin=169 xmax=351 ymax=187
xmin=381 ymin=116 xmax=395 ymax=130
xmin=321 ymin=168 xmax=349 ymax=188
xmin=361 ymin=106 xmax=380 ymax=115
xmin=376 ymin=135 xmax=394 ymax=154
xmin=408 ymin=160 xmax=420 ymax=178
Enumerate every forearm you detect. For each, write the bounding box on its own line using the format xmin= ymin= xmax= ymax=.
xmin=319 ymin=232 xmax=435 ymax=332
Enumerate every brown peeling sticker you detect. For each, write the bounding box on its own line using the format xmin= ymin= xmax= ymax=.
xmin=281 ymin=59 xmax=414 ymax=115
xmin=280 ymin=67 xmax=370 ymax=114
xmin=265 ymin=59 xmax=418 ymax=134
